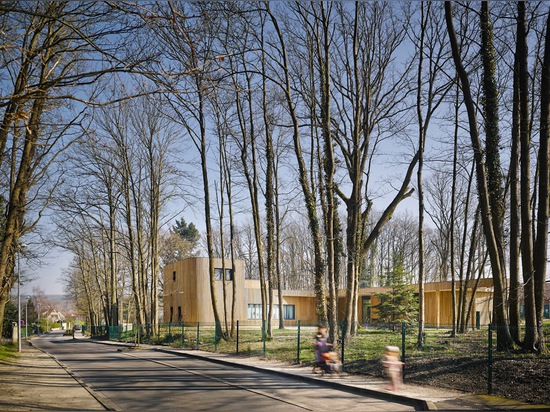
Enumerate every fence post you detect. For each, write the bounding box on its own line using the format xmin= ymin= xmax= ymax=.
xmin=488 ymin=324 xmax=493 ymax=395
xmin=181 ymin=322 xmax=189 ymax=348
xmin=236 ymin=320 xmax=240 ymax=354
xmin=296 ymin=320 xmax=301 ymax=364
xmin=157 ymin=323 xmax=161 ymax=345
xmin=169 ymin=322 xmax=172 ymax=343
xmin=196 ymin=322 xmax=200 ymax=350
xmin=341 ymin=320 xmax=346 ymax=365
xmin=401 ymin=322 xmax=406 ymax=379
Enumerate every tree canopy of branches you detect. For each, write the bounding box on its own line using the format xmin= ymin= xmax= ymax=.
xmin=1 ymin=2 xmax=549 ymax=356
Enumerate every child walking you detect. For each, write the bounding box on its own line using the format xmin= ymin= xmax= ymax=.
xmin=382 ymin=345 xmax=403 ymax=391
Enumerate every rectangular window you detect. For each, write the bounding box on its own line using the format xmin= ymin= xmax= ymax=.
xmin=225 ymin=269 xmax=233 ymax=281
xmin=215 ymin=268 xmax=234 ymax=281
xmin=283 ymin=305 xmax=295 ymax=320
xmin=272 ymin=304 xmax=295 ymax=320
xmin=172 ymin=271 xmax=176 ymax=281
xmin=247 ymin=304 xmax=262 ymax=319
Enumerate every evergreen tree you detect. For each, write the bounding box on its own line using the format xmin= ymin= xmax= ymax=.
xmin=171 ymin=219 xmax=200 ymax=246
xmin=374 ymin=255 xmax=418 ymax=330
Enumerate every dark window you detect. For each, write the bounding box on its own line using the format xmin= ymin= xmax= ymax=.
xmin=225 ymin=269 xmax=233 ymax=281
xmin=172 ymin=271 xmax=176 ymax=281
xmin=273 ymin=304 xmax=295 ymax=320
xmin=215 ymin=268 xmax=234 ymax=281
xmin=178 ymin=306 xmax=182 ymax=322
xmin=283 ymin=305 xmax=295 ymax=320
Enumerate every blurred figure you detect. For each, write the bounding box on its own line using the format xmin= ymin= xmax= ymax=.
xmin=382 ymin=345 xmax=403 ymax=391
xmin=323 ymin=350 xmax=342 ymax=375
xmin=312 ymin=325 xmax=330 ymax=374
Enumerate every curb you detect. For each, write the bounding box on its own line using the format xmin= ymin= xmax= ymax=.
xmin=154 ymin=347 xmax=431 ymax=411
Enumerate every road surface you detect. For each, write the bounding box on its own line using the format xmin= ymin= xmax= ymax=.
xmin=33 ymin=332 xmax=419 ymax=411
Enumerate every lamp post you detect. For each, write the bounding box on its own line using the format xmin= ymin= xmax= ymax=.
xmin=25 ymin=297 xmax=28 ymax=340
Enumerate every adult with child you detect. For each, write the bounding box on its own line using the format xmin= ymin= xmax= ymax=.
xmin=312 ymin=325 xmax=330 ymax=374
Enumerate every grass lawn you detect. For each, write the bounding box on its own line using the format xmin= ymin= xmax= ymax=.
xmin=0 ymin=343 xmax=18 ymax=362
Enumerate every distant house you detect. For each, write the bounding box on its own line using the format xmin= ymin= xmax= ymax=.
xmin=46 ymin=309 xmax=66 ymax=323
xmin=163 ymin=257 xmax=495 ymax=328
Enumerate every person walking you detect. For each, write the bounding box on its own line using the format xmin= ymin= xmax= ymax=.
xmin=312 ymin=325 xmax=330 ymax=374
xmin=382 ymin=345 xmax=403 ymax=391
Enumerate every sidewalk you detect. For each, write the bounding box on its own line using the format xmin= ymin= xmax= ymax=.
xmin=0 ymin=340 xmax=106 ymax=411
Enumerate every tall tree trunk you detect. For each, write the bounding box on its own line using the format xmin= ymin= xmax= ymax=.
xmin=261 ymin=35 xmax=278 ymax=333
xmin=197 ymin=89 xmax=224 ymax=333
xmin=216 ymin=155 xmax=229 ymax=335
xmin=480 ymin=4 xmax=509 ymax=346
xmin=457 ymin=166 xmax=476 ymax=333
xmin=266 ymin=4 xmax=328 ymax=327
xmin=533 ymin=9 xmax=550 ymax=353
xmin=509 ymin=35 xmax=522 ymax=345
xmin=311 ymin=2 xmax=338 ymax=342
xmin=222 ymin=137 xmax=237 ymax=337
xmin=445 ymin=1 xmax=513 ymax=350
xmin=416 ymin=3 xmax=428 ymax=347
xmin=108 ymin=192 xmax=118 ymax=327
xmin=451 ymin=82 xmax=461 ymax=336
xmin=517 ymin=1 xmax=538 ymax=352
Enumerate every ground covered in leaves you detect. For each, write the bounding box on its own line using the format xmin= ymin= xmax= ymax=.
xmin=345 ymin=354 xmax=550 ymax=406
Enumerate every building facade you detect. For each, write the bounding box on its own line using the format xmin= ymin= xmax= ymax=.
xmin=163 ymin=257 xmax=495 ymax=328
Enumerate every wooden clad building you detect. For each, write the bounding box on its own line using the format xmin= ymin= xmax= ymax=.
xmin=163 ymin=257 xmax=494 ymax=328
xmin=163 ymin=257 xmax=247 ymax=324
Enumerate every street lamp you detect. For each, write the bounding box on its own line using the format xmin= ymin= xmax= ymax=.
xmin=25 ymin=297 xmax=29 ymax=340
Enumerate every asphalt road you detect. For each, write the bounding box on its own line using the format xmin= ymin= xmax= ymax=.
xmin=32 ymin=332 xmax=419 ymax=411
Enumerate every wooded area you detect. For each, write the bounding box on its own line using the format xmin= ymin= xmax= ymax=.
xmin=0 ymin=2 xmax=548 ymax=353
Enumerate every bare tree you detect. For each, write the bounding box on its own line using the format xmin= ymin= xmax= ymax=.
xmin=445 ymin=1 xmax=513 ymax=350
xmin=408 ymin=2 xmax=453 ymax=346
xmin=139 ymin=3 xmax=227 ymax=334
xmin=0 ymin=2 xmax=147 ymax=337
xmin=265 ymin=2 xmax=328 ymax=327
xmin=532 ymin=7 xmax=549 ymax=353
